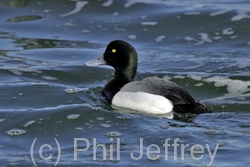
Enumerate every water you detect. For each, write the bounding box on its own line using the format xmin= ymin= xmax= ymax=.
xmin=0 ymin=0 xmax=250 ymax=166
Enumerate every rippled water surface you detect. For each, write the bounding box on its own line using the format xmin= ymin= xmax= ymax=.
xmin=0 ymin=0 xmax=250 ymax=166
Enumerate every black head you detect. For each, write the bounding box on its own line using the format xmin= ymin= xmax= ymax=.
xmin=86 ymin=40 xmax=138 ymax=81
xmin=103 ymin=40 xmax=138 ymax=81
xmin=85 ymin=40 xmax=138 ymax=102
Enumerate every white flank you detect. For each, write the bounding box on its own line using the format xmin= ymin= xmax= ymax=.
xmin=112 ymin=92 xmax=173 ymax=115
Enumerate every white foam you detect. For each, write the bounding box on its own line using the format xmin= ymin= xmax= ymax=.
xmin=124 ymin=0 xmax=138 ymax=8
xmin=75 ymin=127 xmax=84 ymax=131
xmin=123 ymin=0 xmax=204 ymax=9
xmin=67 ymin=114 xmax=80 ymax=120
xmin=231 ymin=10 xmax=250 ymax=22
xmin=96 ymin=117 xmax=104 ymax=121
xmin=184 ymin=12 xmax=200 ymax=15
xmin=194 ymin=83 xmax=203 ymax=87
xmin=82 ymin=29 xmax=91 ymax=33
xmin=155 ymin=35 xmax=166 ymax=42
xmin=198 ymin=33 xmax=212 ymax=43
xmin=213 ymin=36 xmax=222 ymax=40
xmin=44 ymin=9 xmax=51 ymax=13
xmin=106 ymin=131 xmax=122 ymax=137
xmin=112 ymin=12 xmax=119 ymax=16
xmin=64 ymin=87 xmax=79 ymax=94
xmin=6 ymin=129 xmax=26 ymax=136
xmin=210 ymin=9 xmax=231 ymax=17
xmin=23 ymin=120 xmax=36 ymax=127
xmin=64 ymin=22 xmax=76 ymax=27
xmin=185 ymin=33 xmax=212 ymax=45
xmin=124 ymin=0 xmax=156 ymax=8
xmin=141 ymin=22 xmax=157 ymax=26
xmin=234 ymin=57 xmax=250 ymax=69
xmin=162 ymin=75 xmax=172 ymax=81
xmin=41 ymin=75 xmax=57 ymax=81
xmin=100 ymin=124 xmax=111 ymax=128
xmin=222 ymin=28 xmax=234 ymax=35
xmin=128 ymin=35 xmax=137 ymax=40
xmin=59 ymin=1 xmax=89 ymax=17
xmin=230 ymin=35 xmax=238 ymax=39
xmin=102 ymin=0 xmax=113 ymax=7
xmin=203 ymin=76 xmax=250 ymax=95
xmin=187 ymin=74 xmax=203 ymax=81
xmin=173 ymin=75 xmax=185 ymax=79
xmin=185 ymin=36 xmax=197 ymax=42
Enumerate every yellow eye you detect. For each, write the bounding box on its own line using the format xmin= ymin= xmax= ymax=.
xmin=112 ymin=49 xmax=116 ymax=53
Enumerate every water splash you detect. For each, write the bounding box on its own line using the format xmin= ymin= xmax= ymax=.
xmin=106 ymin=131 xmax=122 ymax=137
xmin=23 ymin=120 xmax=36 ymax=127
xmin=60 ymin=1 xmax=89 ymax=17
xmin=67 ymin=114 xmax=81 ymax=120
xmin=6 ymin=129 xmax=27 ymax=136
xmin=102 ymin=0 xmax=113 ymax=7
xmin=64 ymin=87 xmax=79 ymax=94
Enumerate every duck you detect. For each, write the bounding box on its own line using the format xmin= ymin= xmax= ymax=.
xmin=85 ymin=40 xmax=209 ymax=115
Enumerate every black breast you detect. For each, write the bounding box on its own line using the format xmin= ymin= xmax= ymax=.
xmin=102 ymin=79 xmax=130 ymax=104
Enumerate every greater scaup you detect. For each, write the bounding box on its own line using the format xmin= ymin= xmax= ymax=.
xmin=85 ymin=40 xmax=209 ymax=115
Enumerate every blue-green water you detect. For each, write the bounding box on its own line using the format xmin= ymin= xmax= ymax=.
xmin=0 ymin=0 xmax=250 ymax=166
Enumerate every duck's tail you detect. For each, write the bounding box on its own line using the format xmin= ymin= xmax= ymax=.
xmin=173 ymin=100 xmax=211 ymax=114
